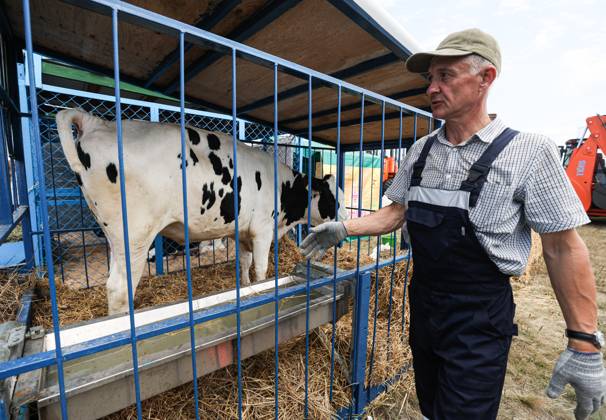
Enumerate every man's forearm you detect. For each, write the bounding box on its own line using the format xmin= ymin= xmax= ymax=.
xmin=542 ymin=229 xmax=598 ymax=350
xmin=343 ymin=202 xmax=405 ymax=237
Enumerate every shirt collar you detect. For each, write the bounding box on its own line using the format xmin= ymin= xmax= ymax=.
xmin=435 ymin=117 xmax=507 ymax=147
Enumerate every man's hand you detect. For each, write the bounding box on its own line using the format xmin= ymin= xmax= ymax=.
xmin=300 ymin=222 xmax=348 ymax=259
xmin=546 ymin=348 xmax=606 ymax=420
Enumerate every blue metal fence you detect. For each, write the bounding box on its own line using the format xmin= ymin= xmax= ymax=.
xmin=0 ymin=0 xmax=436 ymax=418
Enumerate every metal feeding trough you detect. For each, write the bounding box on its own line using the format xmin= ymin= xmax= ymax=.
xmin=11 ymin=263 xmax=351 ymax=419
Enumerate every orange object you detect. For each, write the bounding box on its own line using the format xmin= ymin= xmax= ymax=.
xmin=383 ymin=157 xmax=397 ymax=181
xmin=565 ymin=115 xmax=606 ymax=218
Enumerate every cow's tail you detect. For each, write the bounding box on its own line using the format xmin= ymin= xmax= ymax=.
xmin=55 ymin=108 xmax=90 ymax=172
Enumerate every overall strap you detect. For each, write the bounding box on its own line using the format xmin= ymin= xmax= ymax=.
xmin=410 ymin=136 xmax=437 ymax=187
xmin=460 ymin=128 xmax=519 ymax=207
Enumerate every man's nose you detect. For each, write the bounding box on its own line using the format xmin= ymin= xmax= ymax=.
xmin=427 ymin=80 xmax=439 ymax=95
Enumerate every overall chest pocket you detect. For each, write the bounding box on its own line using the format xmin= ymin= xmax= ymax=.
xmin=406 ymin=205 xmax=465 ymax=261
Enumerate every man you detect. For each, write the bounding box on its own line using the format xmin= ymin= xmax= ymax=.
xmin=301 ymin=28 xmax=605 ymax=419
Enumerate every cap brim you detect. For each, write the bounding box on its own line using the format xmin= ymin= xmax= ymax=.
xmin=405 ymin=48 xmax=471 ymax=73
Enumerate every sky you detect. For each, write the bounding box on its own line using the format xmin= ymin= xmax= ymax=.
xmin=380 ymin=0 xmax=606 ymax=145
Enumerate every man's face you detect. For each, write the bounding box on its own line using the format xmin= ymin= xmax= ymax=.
xmin=426 ymin=56 xmax=484 ymax=120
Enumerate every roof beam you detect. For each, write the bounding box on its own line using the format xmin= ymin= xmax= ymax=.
xmin=164 ymin=0 xmax=303 ymax=94
xmin=143 ymin=0 xmax=242 ymax=88
xmin=280 ymin=87 xmax=427 ymax=125
xmin=237 ymin=52 xmax=399 ymax=114
xmin=327 ymin=0 xmax=413 ymax=59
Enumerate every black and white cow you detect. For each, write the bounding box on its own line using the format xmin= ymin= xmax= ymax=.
xmin=56 ymin=109 xmax=348 ymax=314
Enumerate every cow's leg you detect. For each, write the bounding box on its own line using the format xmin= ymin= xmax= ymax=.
xmin=252 ymin=235 xmax=272 ymax=283
xmin=239 ymin=248 xmax=253 ymax=286
xmin=106 ymin=231 xmax=157 ymax=315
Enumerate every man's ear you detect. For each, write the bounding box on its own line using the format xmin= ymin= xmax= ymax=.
xmin=480 ymin=66 xmax=497 ymax=90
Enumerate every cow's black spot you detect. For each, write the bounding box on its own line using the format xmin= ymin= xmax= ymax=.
xmin=229 ymin=158 xmax=233 ymax=169
xmin=200 ymin=207 xmax=205 ymax=215
xmin=255 ymin=171 xmax=262 ymax=191
xmin=207 ymin=133 xmax=220 ymax=150
xmin=221 ymin=167 xmax=231 ymax=185
xmin=218 ymin=188 xmax=224 ymax=197
xmin=280 ymin=174 xmax=309 ymax=225
xmin=220 ymin=176 xmax=242 ymax=224
xmin=177 ymin=153 xmax=189 ymax=169
xmin=202 ymin=182 xmax=216 ymax=210
xmin=106 ymin=163 xmax=117 ymax=183
xmin=75 ymin=172 xmax=82 ymax=186
xmin=271 ymin=210 xmax=275 ymax=218
xmin=214 ymin=217 xmax=218 ymax=222
xmin=311 ymin=178 xmax=336 ymax=220
xmin=291 ymin=169 xmax=298 ymax=178
xmin=189 ymin=149 xmax=199 ymax=166
xmin=103 ymin=222 xmax=108 ymax=227
xmin=187 ymin=128 xmax=200 ymax=145
xmin=208 ymin=152 xmax=223 ymax=176
xmin=76 ymin=141 xmax=91 ymax=170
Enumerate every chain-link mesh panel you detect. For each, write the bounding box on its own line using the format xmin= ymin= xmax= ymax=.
xmin=34 ymin=90 xmax=151 ymax=288
xmin=159 ymin=110 xmax=233 ymax=134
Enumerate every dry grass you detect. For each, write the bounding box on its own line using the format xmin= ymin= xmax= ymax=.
xmin=27 ymin=236 xmax=412 ymax=419
xmin=0 ymin=268 xmax=34 ymax=323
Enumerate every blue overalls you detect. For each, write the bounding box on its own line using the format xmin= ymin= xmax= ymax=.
xmin=406 ymin=128 xmax=519 ymax=419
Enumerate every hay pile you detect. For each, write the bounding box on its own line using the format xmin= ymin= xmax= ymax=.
xmin=101 ymin=240 xmax=413 ymax=420
xmin=0 ymin=269 xmax=34 ymax=323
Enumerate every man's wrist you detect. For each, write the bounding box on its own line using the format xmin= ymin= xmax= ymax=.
xmin=568 ymin=338 xmax=601 ymax=352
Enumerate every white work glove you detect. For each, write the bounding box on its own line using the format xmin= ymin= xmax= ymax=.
xmin=546 ymin=348 xmax=606 ymax=420
xmin=300 ymin=222 xmax=348 ymax=259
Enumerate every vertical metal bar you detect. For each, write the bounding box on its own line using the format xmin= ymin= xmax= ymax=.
xmin=272 ymin=62 xmax=280 ymax=419
xmin=328 ymin=84 xmax=342 ymax=402
xmin=296 ymin=136 xmax=302 ymax=246
xmin=368 ymin=149 xmax=374 ymax=254
xmin=179 ymin=31 xmax=201 ymax=419
xmin=46 ymin=126 xmax=66 ymax=284
xmin=386 ymin=108 xmax=403 ymax=352
xmin=356 ymin=95 xmax=365 ymax=274
xmin=304 ymin=74 xmax=313 ymax=419
xmin=15 ymin=159 xmax=34 ymax=269
xmin=22 ymin=1 xmax=68 ymax=418
xmin=402 ymin=111 xmax=418 ymax=339
xmin=77 ymin=186 xmax=90 ymax=288
xmin=111 ymin=8 xmax=143 ymax=419
xmin=154 ymin=235 xmax=164 ymax=275
xmin=368 ymin=101 xmax=386 ymax=389
xmin=231 ymin=47 xmax=243 ymax=420
xmin=0 ymin=111 xmax=11 ymax=225
xmin=351 ymin=271 xmax=371 ymax=415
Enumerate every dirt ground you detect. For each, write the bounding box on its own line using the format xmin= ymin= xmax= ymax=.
xmin=372 ymin=222 xmax=606 ymax=419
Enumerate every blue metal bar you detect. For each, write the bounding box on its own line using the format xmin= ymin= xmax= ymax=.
xmin=296 ymin=136 xmax=303 ymax=246
xmin=22 ymin=0 xmax=68 ymax=418
xmin=179 ymin=31 xmax=201 ymax=419
xmin=143 ymin=0 xmax=241 ymax=88
xmin=272 ymin=62 xmax=280 ymax=419
xmin=329 ymin=84 xmax=342 ymax=402
xmin=230 ymin=48 xmax=243 ymax=420
xmin=355 ymin=96 xmax=365 ymax=274
xmin=154 ymin=235 xmax=164 ymax=275
xmin=0 ymin=255 xmax=409 ymax=380
xmin=351 ymin=271 xmax=371 ymax=416
xmin=368 ymin=101 xmax=386 ymax=390
xmin=280 ymin=87 xmax=427 ymax=125
xmin=402 ymin=112 xmax=419 ymax=340
xmin=112 ymin=8 xmax=143 ymax=419
xmin=238 ymin=53 xmax=398 ymax=114
xmin=385 ymin=108 xmax=403 ymax=354
xmin=0 ymin=112 xmax=12 ymax=225
xmin=14 ymin=159 xmax=34 ymax=269
xmin=304 ymin=74 xmax=313 ymax=419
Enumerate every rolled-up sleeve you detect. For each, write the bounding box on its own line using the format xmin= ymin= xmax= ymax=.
xmin=523 ymin=138 xmax=590 ymax=233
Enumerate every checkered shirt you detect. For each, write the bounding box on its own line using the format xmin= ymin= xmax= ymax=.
xmin=385 ymin=117 xmax=589 ymax=276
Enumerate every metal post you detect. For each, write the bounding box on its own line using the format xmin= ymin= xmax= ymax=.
xmin=0 ymin=111 xmax=12 ymax=225
xmin=351 ymin=271 xmax=371 ymax=415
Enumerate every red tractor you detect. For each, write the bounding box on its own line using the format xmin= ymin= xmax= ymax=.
xmin=564 ymin=115 xmax=606 ymax=218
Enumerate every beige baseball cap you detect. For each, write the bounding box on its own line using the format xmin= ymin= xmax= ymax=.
xmin=405 ymin=28 xmax=501 ymax=74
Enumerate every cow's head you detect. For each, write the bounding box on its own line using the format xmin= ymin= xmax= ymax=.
xmin=310 ymin=174 xmax=349 ymax=225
